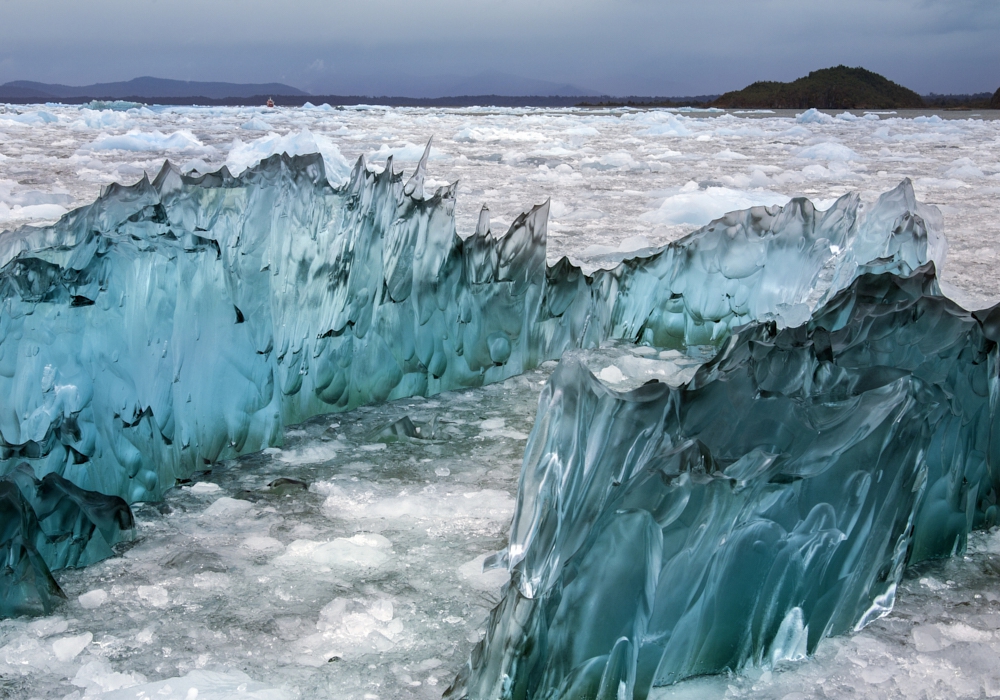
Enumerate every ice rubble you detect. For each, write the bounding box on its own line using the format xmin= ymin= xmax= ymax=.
xmin=450 ymin=259 xmax=1000 ymax=698
xmin=0 ymin=141 xmax=956 ymax=659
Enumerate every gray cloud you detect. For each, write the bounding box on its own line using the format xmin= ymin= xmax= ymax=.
xmin=0 ymin=0 xmax=996 ymax=96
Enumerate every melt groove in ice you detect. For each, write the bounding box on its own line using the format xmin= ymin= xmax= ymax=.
xmin=0 ymin=144 xmax=943 ymax=628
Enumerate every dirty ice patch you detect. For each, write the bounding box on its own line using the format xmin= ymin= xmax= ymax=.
xmin=640 ymin=181 xmax=789 ymax=227
xmin=226 ymin=129 xmax=352 ymax=184
xmin=87 ymin=129 xmax=210 ymax=154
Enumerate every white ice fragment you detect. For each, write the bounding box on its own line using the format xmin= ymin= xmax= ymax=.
xmin=797 ymin=142 xmax=862 ymax=162
xmin=598 ymin=365 xmax=627 ymax=383
xmin=434 ymin=466 xmax=451 ymax=477
xmin=240 ymin=118 xmax=271 ymax=131
xmin=137 ymin=585 xmax=169 ymax=608
xmin=911 ymin=624 xmax=943 ymax=652
xmin=941 ymin=622 xmax=992 ymax=643
xmin=640 ymin=182 xmax=789 ymax=227
xmin=29 ymin=616 xmax=69 ymax=638
xmin=860 ymin=666 xmax=893 ymax=684
xmin=226 ymin=129 xmax=351 ymax=184
xmin=276 ymin=442 xmax=340 ymax=464
xmin=796 ymin=108 xmax=835 ymax=124
xmin=78 ymin=589 xmax=108 ymax=609
xmin=87 ymin=129 xmax=209 ymax=153
xmin=52 ymin=632 xmax=92 ymax=662
xmin=0 ymin=202 xmax=68 ymax=223
xmin=72 ymin=660 xmax=145 ymax=694
xmin=769 ymin=607 xmax=808 ymax=664
xmin=369 ymin=141 xmax=447 ymax=165
xmin=480 ymin=418 xmax=505 ymax=431
xmin=369 ymin=599 xmax=394 ymax=622
xmin=189 ymin=482 xmax=220 ymax=495
xmin=275 ymin=534 xmax=393 ymax=570
xmin=203 ymin=497 xmax=252 ymax=518
xmin=919 ymin=576 xmax=948 ymax=590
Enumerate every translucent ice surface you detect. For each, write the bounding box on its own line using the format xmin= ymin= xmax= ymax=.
xmin=450 ymin=264 xmax=1000 ymax=699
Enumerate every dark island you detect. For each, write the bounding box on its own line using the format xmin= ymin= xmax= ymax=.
xmin=713 ymin=66 xmax=925 ymax=109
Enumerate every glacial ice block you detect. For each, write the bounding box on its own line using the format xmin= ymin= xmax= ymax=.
xmin=0 ymin=144 xmax=942 ymax=615
xmin=447 ymin=263 xmax=1000 ymax=699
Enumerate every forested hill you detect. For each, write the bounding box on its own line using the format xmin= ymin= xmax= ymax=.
xmin=713 ymin=66 xmax=925 ymax=109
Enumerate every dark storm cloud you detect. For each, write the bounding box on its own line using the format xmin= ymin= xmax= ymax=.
xmin=0 ymin=0 xmax=996 ymax=96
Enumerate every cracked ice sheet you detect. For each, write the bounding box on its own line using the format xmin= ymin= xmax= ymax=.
xmin=1 ymin=104 xmax=1000 ymax=301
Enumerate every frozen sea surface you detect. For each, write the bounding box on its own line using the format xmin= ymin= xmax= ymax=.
xmin=2 ymin=104 xmax=1000 ymax=698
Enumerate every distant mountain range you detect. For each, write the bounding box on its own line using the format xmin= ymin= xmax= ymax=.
xmin=0 ymin=77 xmax=309 ymax=100
xmin=0 ymin=70 xmax=996 ymax=108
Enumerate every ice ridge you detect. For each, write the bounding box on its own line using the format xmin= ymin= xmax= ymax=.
xmin=0 ymin=145 xmax=941 ymax=616
xmin=447 ymin=263 xmax=1000 ymax=699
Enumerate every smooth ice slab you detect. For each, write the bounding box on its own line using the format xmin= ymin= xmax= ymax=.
xmin=448 ymin=263 xmax=1000 ymax=699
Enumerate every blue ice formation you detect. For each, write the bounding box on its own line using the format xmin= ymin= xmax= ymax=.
xmin=0 ymin=464 xmax=132 ymax=616
xmin=448 ymin=262 xmax=1000 ymax=699
xmin=0 ymin=142 xmax=944 ymax=618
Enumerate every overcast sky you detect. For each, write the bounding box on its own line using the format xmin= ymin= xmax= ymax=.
xmin=0 ymin=0 xmax=997 ymax=96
